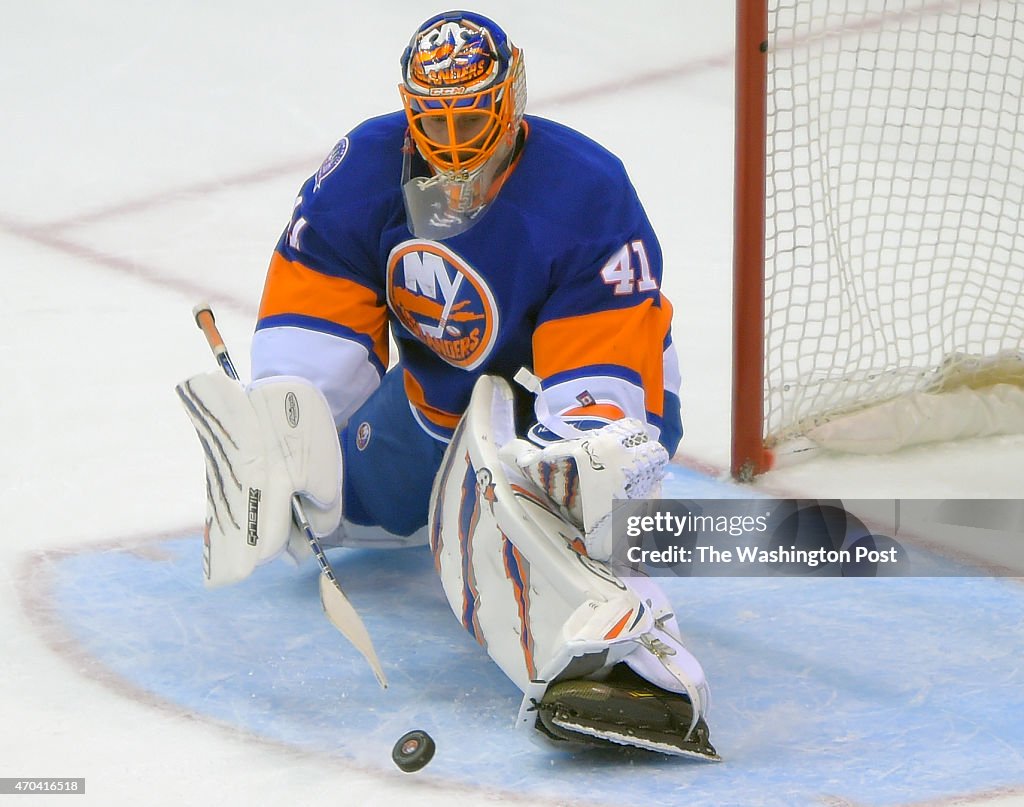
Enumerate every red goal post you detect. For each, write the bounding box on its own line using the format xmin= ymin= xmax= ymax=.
xmin=731 ymin=0 xmax=1024 ymax=480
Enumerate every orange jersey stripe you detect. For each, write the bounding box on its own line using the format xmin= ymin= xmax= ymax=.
xmin=403 ymin=369 xmax=463 ymax=430
xmin=532 ymin=296 xmax=674 ymax=418
xmin=258 ymin=252 xmax=389 ymax=367
xmin=561 ymin=403 xmax=626 ymax=421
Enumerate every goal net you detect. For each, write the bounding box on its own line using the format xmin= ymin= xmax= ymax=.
xmin=732 ymin=0 xmax=1024 ymax=477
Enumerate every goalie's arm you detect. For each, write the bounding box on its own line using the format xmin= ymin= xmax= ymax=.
xmin=529 ymin=293 xmax=681 ymax=454
xmin=252 ymin=205 xmax=390 ymax=430
xmin=180 ymin=307 xmax=387 ymax=688
xmin=517 ymin=277 xmax=680 ymax=559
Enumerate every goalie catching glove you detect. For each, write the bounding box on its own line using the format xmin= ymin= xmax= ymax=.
xmin=504 ymin=418 xmax=669 ymax=561
xmin=175 ymin=372 xmax=344 ymax=586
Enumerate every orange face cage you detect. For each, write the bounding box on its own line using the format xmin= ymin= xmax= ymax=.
xmin=400 ymin=47 xmax=521 ymax=178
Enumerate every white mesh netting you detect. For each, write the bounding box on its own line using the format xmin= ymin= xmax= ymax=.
xmin=763 ymin=0 xmax=1024 ymax=446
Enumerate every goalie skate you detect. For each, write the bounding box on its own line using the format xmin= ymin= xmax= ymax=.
xmin=534 ymin=665 xmax=720 ymax=761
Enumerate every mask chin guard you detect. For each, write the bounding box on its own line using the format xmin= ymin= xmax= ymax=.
xmin=401 ymin=138 xmax=515 ymax=240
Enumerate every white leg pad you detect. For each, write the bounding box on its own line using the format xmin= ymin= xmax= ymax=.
xmin=428 ymin=376 xmax=709 ymax=734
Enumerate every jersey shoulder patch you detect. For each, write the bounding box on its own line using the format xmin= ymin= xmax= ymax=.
xmin=314 ymin=137 xmax=350 ymax=192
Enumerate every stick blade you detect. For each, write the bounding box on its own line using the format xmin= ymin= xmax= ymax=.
xmin=318 ymin=573 xmax=389 ymax=689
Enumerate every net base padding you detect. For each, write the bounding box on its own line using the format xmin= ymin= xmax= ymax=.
xmin=768 ymin=353 xmax=1024 ymax=464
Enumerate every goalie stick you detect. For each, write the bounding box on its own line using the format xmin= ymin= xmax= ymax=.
xmin=191 ymin=303 xmax=388 ymax=689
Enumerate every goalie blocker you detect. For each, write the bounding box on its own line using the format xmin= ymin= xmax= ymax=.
xmin=175 ymin=372 xmax=344 ymax=586
xmin=429 ymin=376 xmax=717 ymax=760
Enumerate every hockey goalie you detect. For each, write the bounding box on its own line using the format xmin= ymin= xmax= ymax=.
xmin=176 ymin=9 xmax=716 ymax=760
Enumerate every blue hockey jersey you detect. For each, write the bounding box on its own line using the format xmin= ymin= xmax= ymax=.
xmin=251 ymin=111 xmax=682 ymax=454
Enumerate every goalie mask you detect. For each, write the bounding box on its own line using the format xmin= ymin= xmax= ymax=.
xmin=399 ymin=11 xmax=527 ymax=239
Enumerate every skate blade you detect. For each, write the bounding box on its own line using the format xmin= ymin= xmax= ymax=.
xmin=550 ymin=714 xmax=722 ymax=762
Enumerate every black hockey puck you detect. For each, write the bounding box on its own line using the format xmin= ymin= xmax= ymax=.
xmin=392 ymin=729 xmax=436 ymax=773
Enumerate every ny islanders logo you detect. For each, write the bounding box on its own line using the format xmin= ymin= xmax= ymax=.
xmin=410 ymin=19 xmax=495 ymax=91
xmin=387 ymin=240 xmax=498 ymax=370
